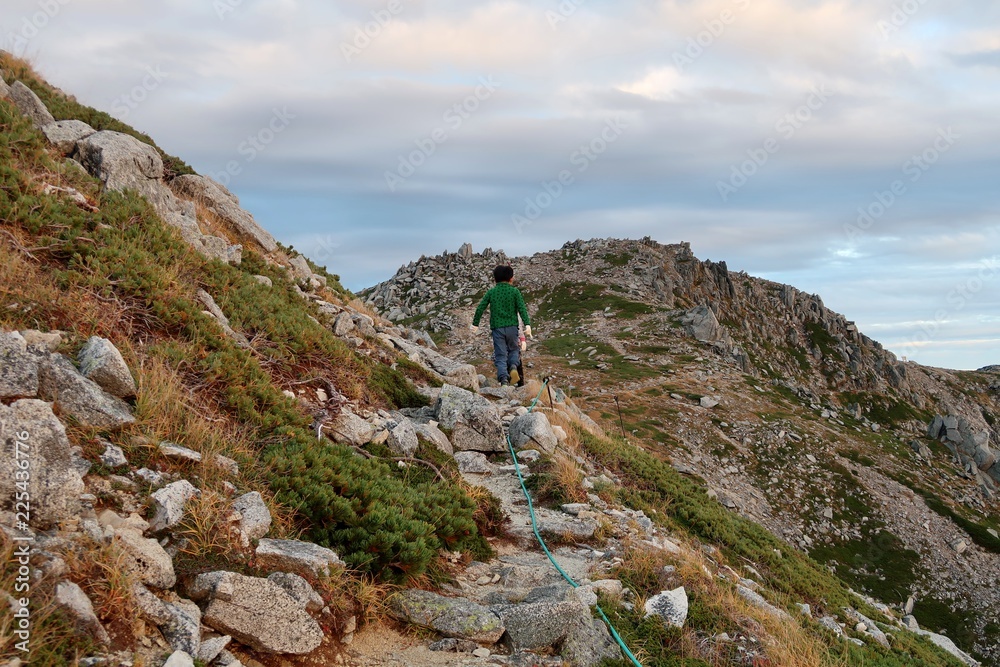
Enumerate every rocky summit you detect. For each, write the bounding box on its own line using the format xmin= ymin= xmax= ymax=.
xmin=2 ymin=52 xmax=999 ymax=667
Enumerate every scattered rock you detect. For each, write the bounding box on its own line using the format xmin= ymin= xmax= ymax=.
xmin=0 ymin=399 xmax=84 ymax=526
xmin=197 ymin=635 xmax=232 ymax=664
xmin=158 ymin=442 xmax=203 ymax=463
xmin=390 ymin=590 xmax=505 ymax=644
xmin=435 ymin=384 xmax=505 ymax=452
xmin=54 ymin=581 xmax=110 ymax=645
xmin=737 ymin=585 xmax=790 ymax=620
xmin=508 ymin=412 xmax=558 ymax=454
xmin=644 ymin=587 xmax=688 ymax=627
xmin=387 ymin=417 xmax=419 ymax=457
xmin=161 ymin=651 xmax=195 ymax=667
xmin=114 ymin=528 xmax=177 ymax=589
xmin=76 ymin=336 xmax=136 ymax=398
xmin=194 ymin=571 xmax=324 ymax=654
xmin=8 ymin=81 xmax=55 ymax=127
xmin=454 ymin=451 xmax=492 ymax=474
xmin=100 ymin=442 xmax=128 ymax=468
xmin=232 ymin=491 xmax=271 ymax=541
xmin=149 ymin=480 xmax=199 ymax=532
xmin=37 ymin=354 xmax=135 ymax=430
xmin=170 ymin=175 xmax=278 ymax=252
xmin=161 ymin=599 xmax=201 ymax=656
xmin=327 ymin=409 xmax=375 ymax=447
xmin=255 ymin=538 xmax=344 ymax=578
xmin=40 ymin=119 xmax=96 ymax=155
xmin=267 ymin=572 xmax=325 ymax=613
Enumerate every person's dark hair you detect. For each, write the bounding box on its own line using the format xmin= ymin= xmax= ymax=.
xmin=493 ymin=265 xmax=514 ymax=283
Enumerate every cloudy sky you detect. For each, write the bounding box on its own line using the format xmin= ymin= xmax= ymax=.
xmin=4 ymin=0 xmax=999 ymax=369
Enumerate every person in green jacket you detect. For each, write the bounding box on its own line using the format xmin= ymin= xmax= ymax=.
xmin=471 ymin=265 xmax=532 ymax=386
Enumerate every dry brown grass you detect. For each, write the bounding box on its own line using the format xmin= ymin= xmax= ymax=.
xmin=318 ymin=568 xmax=399 ymax=629
xmin=172 ymin=487 xmax=244 ymax=561
xmin=61 ymin=538 xmax=141 ymax=648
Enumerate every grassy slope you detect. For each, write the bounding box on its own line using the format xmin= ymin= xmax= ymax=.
xmin=0 ymin=58 xmax=491 ymax=663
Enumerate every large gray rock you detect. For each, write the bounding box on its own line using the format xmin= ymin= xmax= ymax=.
xmin=55 ymin=581 xmax=110 ymax=645
xmin=328 ymin=409 xmax=375 ymax=447
xmin=0 ymin=73 xmax=9 ymax=99
xmin=8 ymin=81 xmax=55 ymax=127
xmin=170 ymin=175 xmax=278 ymax=252
xmin=40 ymin=120 xmax=96 ymax=155
xmin=77 ymin=336 xmax=137 ymax=398
xmin=161 ymin=599 xmax=201 ymax=656
xmin=149 ymin=480 xmax=199 ymax=532
xmin=75 ymin=131 xmax=166 ymax=204
xmin=0 ymin=399 xmax=84 ymax=526
xmin=434 ymin=384 xmax=506 ymax=452
xmin=680 ymin=304 xmax=732 ymax=347
xmin=508 ymin=412 xmax=558 ymax=455
xmin=255 ymin=538 xmax=344 ymax=578
xmin=192 ymin=571 xmax=324 ymax=655
xmin=644 ymin=587 xmax=688 ymax=628
xmin=232 ymin=491 xmax=271 ymax=540
xmin=0 ymin=331 xmax=40 ymax=399
xmin=387 ymin=417 xmax=419 ymax=457
xmin=114 ymin=527 xmax=176 ymax=589
xmin=495 ymin=598 xmax=590 ymax=651
xmin=390 ymin=590 xmax=505 ymax=644
xmin=37 ymin=354 xmax=135 ymax=430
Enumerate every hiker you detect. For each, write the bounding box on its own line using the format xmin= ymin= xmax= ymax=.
xmin=471 ymin=265 xmax=532 ymax=386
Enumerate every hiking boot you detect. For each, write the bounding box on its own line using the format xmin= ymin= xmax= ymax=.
xmin=509 ymin=368 xmax=520 ymax=386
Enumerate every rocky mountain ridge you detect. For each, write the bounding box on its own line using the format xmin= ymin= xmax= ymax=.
xmin=363 ymin=239 xmax=1000 ymax=663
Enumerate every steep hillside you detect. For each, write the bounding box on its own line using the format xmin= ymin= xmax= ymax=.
xmin=0 ymin=53 xmax=994 ymax=667
xmin=364 ymin=238 xmax=1000 ymax=663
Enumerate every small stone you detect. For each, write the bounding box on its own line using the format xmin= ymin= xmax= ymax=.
xmin=644 ymin=587 xmax=688 ymax=627
xmin=100 ymin=442 xmax=129 ymax=468
xmin=472 ymin=648 xmax=491 ymax=658
xmin=159 ymin=442 xmax=203 ymax=463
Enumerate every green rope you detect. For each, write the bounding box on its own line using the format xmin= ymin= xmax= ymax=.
xmin=507 ymin=378 xmax=643 ymax=667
